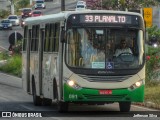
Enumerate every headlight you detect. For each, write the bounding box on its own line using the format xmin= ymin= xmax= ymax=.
xmin=22 ymin=21 xmax=25 ymax=25
xmin=64 ymin=78 xmax=82 ymax=90
xmin=153 ymin=43 xmax=158 ymax=47
xmin=128 ymin=79 xmax=144 ymax=90
xmin=42 ymin=4 xmax=45 ymax=7
xmin=8 ymin=23 xmax=12 ymax=27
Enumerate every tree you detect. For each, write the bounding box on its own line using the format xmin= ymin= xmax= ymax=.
xmin=16 ymin=0 xmax=29 ymax=8
xmin=102 ymin=0 xmax=159 ymax=10
xmin=147 ymin=25 xmax=160 ymax=42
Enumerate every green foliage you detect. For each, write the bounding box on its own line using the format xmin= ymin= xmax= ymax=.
xmin=102 ymin=0 xmax=158 ymax=10
xmin=0 ymin=55 xmax=22 ymax=77
xmin=13 ymin=40 xmax=22 ymax=55
xmin=16 ymin=0 xmax=29 ymax=9
xmin=147 ymin=25 xmax=160 ymax=42
xmin=0 ymin=51 xmax=10 ymax=60
xmin=145 ymin=85 xmax=160 ymax=105
xmin=0 ymin=9 xmax=10 ymax=19
xmin=14 ymin=0 xmax=30 ymax=14
xmin=146 ymin=46 xmax=160 ymax=84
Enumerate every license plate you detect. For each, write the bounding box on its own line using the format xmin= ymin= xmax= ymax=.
xmin=99 ymin=90 xmax=112 ymax=95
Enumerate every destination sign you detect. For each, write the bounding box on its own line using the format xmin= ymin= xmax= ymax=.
xmin=80 ymin=15 xmax=132 ymax=24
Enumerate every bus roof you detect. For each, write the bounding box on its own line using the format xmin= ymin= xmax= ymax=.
xmin=24 ymin=10 xmax=143 ymax=25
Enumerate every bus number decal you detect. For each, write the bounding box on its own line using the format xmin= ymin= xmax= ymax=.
xmin=69 ymin=94 xmax=78 ymax=99
xmin=85 ymin=15 xmax=93 ymax=22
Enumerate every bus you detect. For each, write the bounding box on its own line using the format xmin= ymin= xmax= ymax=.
xmin=22 ymin=10 xmax=145 ymax=112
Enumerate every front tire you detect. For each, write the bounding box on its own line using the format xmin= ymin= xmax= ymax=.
xmin=43 ymin=98 xmax=52 ymax=106
xmin=57 ymin=102 xmax=68 ymax=112
xmin=119 ymin=102 xmax=131 ymax=112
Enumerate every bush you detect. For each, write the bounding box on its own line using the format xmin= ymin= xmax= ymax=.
xmin=13 ymin=41 xmax=22 ymax=54
xmin=0 ymin=51 xmax=10 ymax=60
xmin=0 ymin=55 xmax=22 ymax=77
xmin=146 ymin=46 xmax=160 ymax=85
xmin=0 ymin=9 xmax=10 ymax=19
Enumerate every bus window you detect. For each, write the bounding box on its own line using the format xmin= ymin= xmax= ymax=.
xmin=23 ymin=26 xmax=28 ymax=51
xmin=54 ymin=23 xmax=60 ymax=52
xmin=31 ymin=26 xmax=36 ymax=51
xmin=35 ymin=25 xmax=39 ymax=51
xmin=50 ymin=23 xmax=55 ymax=52
xmin=44 ymin=24 xmax=50 ymax=52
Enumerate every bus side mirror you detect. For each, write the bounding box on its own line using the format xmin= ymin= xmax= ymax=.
xmin=60 ymin=29 xmax=66 ymax=43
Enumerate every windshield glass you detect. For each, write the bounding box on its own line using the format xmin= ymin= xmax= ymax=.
xmin=23 ymin=9 xmax=31 ymax=12
xmin=1 ymin=20 xmax=10 ymax=23
xmin=66 ymin=28 xmax=144 ymax=70
xmin=77 ymin=5 xmax=85 ymax=8
xmin=8 ymin=16 xmax=17 ymax=19
xmin=33 ymin=11 xmax=41 ymax=14
xmin=36 ymin=1 xmax=44 ymax=3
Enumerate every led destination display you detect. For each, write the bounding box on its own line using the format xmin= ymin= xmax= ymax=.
xmin=80 ymin=14 xmax=132 ymax=24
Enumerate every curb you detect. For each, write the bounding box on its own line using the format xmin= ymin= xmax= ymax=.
xmin=133 ymin=101 xmax=160 ymax=110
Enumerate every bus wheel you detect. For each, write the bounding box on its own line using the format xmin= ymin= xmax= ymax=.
xmin=57 ymin=102 xmax=68 ymax=112
xmin=119 ymin=102 xmax=131 ymax=112
xmin=43 ymin=98 xmax=52 ymax=106
xmin=32 ymin=80 xmax=42 ymax=106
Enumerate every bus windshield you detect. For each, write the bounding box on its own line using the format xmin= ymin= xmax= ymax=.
xmin=66 ymin=27 xmax=144 ymax=70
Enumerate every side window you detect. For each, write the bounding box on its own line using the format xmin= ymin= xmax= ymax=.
xmin=35 ymin=25 xmax=40 ymax=51
xmin=44 ymin=24 xmax=50 ymax=52
xmin=50 ymin=23 xmax=55 ymax=52
xmin=31 ymin=26 xmax=36 ymax=51
xmin=54 ymin=23 xmax=60 ymax=52
xmin=48 ymin=23 xmax=52 ymax=52
xmin=23 ymin=26 xmax=28 ymax=51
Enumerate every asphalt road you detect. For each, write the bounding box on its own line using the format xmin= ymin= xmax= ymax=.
xmin=0 ymin=72 xmax=159 ymax=119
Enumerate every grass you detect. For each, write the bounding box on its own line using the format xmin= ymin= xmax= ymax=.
xmin=0 ymin=51 xmax=10 ymax=60
xmin=145 ymin=84 xmax=160 ymax=105
xmin=0 ymin=54 xmax=22 ymax=77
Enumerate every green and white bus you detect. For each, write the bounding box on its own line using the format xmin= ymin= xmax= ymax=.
xmin=22 ymin=10 xmax=145 ymax=112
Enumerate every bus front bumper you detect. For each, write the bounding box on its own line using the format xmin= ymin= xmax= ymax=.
xmin=63 ymin=83 xmax=144 ymax=103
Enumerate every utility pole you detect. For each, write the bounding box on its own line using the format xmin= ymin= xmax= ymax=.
xmin=10 ymin=0 xmax=14 ymax=15
xmin=30 ymin=0 xmax=32 ymax=6
xmin=61 ymin=0 xmax=65 ymax=11
xmin=101 ymin=0 xmax=102 ymax=10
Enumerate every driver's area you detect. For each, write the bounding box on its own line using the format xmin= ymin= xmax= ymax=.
xmin=66 ymin=27 xmax=144 ymax=70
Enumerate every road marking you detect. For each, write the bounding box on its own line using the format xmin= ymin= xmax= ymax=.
xmin=131 ymin=104 xmax=159 ymax=111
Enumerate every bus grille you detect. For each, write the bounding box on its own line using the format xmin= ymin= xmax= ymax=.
xmin=78 ymin=74 xmax=132 ymax=82
xmin=83 ymin=94 xmax=127 ymax=101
